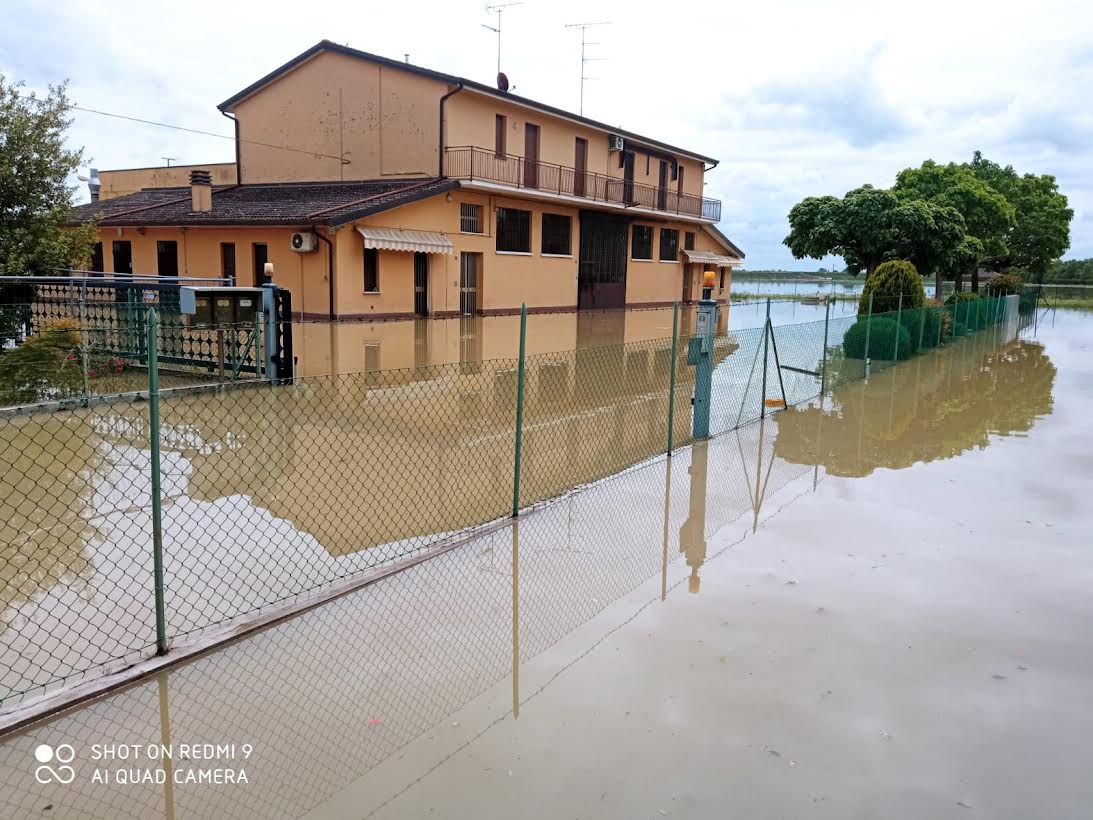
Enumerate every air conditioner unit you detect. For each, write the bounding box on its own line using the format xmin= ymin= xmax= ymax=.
xmin=608 ymin=135 xmax=625 ymax=152
xmin=290 ymin=232 xmax=317 ymax=253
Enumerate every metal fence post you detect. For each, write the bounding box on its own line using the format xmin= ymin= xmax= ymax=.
xmin=147 ymin=309 xmax=168 ymax=655
xmin=893 ymin=293 xmax=903 ymax=360
xmin=511 ymin=303 xmax=528 ymax=518
xmin=667 ymin=301 xmax=679 ymax=455
xmin=917 ymin=301 xmax=927 ymax=353
xmin=819 ymin=296 xmax=831 ymax=397
xmin=760 ymin=298 xmax=771 ymax=418
xmin=863 ymin=293 xmax=874 ymax=377
xmin=78 ymin=298 xmax=90 ymax=401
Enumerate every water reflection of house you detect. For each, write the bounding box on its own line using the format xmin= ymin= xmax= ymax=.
xmin=68 ymin=41 xmax=743 ymax=320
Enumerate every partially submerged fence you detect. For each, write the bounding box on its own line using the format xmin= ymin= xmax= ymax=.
xmin=0 ymin=292 xmax=1026 ymax=711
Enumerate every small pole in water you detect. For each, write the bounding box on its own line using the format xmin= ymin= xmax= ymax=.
xmin=893 ymin=293 xmax=903 ymax=360
xmin=863 ymin=292 xmax=874 ymax=378
xmin=147 ymin=308 xmax=168 ymax=655
xmin=820 ymin=296 xmax=831 ymax=397
xmin=760 ymin=298 xmax=771 ymax=418
xmin=667 ymin=301 xmax=679 ymax=455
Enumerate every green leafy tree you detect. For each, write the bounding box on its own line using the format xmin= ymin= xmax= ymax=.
xmin=967 ymin=151 xmax=1072 ymax=281
xmin=894 ymin=159 xmax=1015 ymax=292
xmin=858 ymin=259 xmax=925 ymax=315
xmin=0 ymin=75 xmax=97 ymax=294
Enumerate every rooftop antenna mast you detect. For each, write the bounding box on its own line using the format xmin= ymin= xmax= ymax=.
xmin=483 ymin=2 xmax=524 ymax=77
xmin=565 ymin=22 xmax=609 ymax=116
xmin=160 ymin=156 xmax=177 ymax=167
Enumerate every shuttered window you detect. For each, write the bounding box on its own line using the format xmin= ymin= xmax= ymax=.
xmin=632 ymin=225 xmax=653 ymax=260
xmin=156 ymin=241 xmax=178 ymax=276
xmin=684 ymin=231 xmax=696 ymax=251
xmin=541 ymin=213 xmax=572 ymax=255
xmin=496 ymin=207 xmax=531 ymax=253
xmin=495 ymin=115 xmax=507 ymax=157
xmin=460 ymin=203 xmax=483 ymax=233
xmin=659 ymin=229 xmax=679 ymax=261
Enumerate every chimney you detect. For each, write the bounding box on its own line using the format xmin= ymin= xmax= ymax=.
xmin=190 ymin=169 xmax=213 ymax=213
xmin=88 ymin=168 xmax=101 ymax=202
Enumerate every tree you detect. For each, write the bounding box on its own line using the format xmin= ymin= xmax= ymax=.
xmin=893 ymin=159 xmax=1015 ymax=292
xmin=967 ymin=151 xmax=1072 ymax=281
xmin=0 ymin=76 xmax=97 ymax=288
xmin=858 ymin=259 xmax=925 ymax=316
xmin=784 ymin=186 xmax=899 ymax=278
xmin=785 ymin=185 xmax=965 ymax=283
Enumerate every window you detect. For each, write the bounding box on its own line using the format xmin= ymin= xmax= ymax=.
xmin=156 ymin=240 xmax=178 ymax=276
xmin=659 ymin=228 xmax=679 ymax=261
xmin=253 ymin=242 xmax=269 ymax=285
xmin=460 ymin=203 xmax=483 ymax=233
xmin=684 ymin=231 xmax=696 ymax=251
xmin=496 ymin=207 xmax=531 ymax=253
xmin=574 ymin=137 xmax=588 ymax=197
xmin=719 ymin=270 xmax=727 ymax=291
xmin=220 ymin=243 xmax=236 ymax=285
xmin=111 ymin=240 xmax=132 ymax=274
xmin=541 ymin=213 xmax=572 ymax=256
xmin=632 ymin=225 xmax=654 ymax=260
xmin=495 ymin=114 xmax=507 ymax=158
xmin=363 ymin=247 xmax=380 ymax=292
xmin=677 ymin=165 xmax=686 ymax=197
xmin=90 ymin=242 xmax=104 ymax=274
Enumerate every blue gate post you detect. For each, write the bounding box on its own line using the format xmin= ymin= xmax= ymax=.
xmin=260 ymin=284 xmax=280 ymax=382
xmin=689 ymin=271 xmax=718 ymax=439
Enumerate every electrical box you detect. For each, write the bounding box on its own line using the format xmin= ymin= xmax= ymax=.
xmin=180 ymin=286 xmax=264 ymax=326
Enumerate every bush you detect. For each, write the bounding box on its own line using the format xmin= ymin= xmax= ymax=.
xmin=859 ymin=260 xmax=926 ymax=316
xmin=0 ymin=319 xmax=83 ymax=406
xmin=896 ymin=304 xmax=949 ymax=350
xmin=944 ymin=291 xmax=980 ymax=305
xmin=985 ymin=272 xmax=1023 ymax=296
xmin=842 ymin=317 xmax=913 ymax=361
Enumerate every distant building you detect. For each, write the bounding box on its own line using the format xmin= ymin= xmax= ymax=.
xmin=70 ymin=41 xmax=743 ymax=319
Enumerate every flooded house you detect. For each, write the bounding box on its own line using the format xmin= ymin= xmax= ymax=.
xmin=68 ymin=40 xmax=743 ymax=320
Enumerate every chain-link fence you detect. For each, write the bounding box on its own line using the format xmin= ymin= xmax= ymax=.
xmin=0 ymin=292 xmax=1027 ymax=712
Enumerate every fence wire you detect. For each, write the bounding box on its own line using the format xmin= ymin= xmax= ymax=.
xmin=0 ymin=293 xmax=1025 ymax=710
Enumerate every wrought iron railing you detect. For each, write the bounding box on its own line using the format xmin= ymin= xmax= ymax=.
xmin=445 ymin=146 xmax=722 ymax=221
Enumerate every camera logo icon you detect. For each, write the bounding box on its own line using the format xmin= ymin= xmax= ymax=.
xmin=34 ymin=744 xmax=76 ymax=784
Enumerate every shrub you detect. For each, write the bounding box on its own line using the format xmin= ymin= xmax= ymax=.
xmin=859 ymin=260 xmax=925 ymax=317
xmin=985 ymin=272 xmax=1023 ymax=296
xmin=944 ymin=291 xmax=980 ymax=305
xmin=0 ymin=320 xmax=83 ymax=406
xmin=842 ymin=317 xmax=912 ymax=361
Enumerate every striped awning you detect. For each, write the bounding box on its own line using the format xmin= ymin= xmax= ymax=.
xmin=356 ymin=227 xmax=454 ymax=254
xmin=684 ymin=249 xmax=743 ymax=266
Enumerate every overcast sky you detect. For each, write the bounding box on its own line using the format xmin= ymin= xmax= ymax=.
xmin=3 ymin=0 xmax=1091 ymax=270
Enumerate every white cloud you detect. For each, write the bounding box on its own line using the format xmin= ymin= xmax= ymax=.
xmin=2 ymin=0 xmax=1091 ymax=269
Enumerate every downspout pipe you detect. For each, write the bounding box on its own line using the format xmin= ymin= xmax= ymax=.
xmin=438 ymin=82 xmax=465 ymax=177
xmin=221 ymin=110 xmax=242 ymax=183
xmin=315 ymin=228 xmax=335 ymax=321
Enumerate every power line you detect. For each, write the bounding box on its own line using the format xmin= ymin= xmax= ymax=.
xmin=72 ymin=105 xmax=350 ymax=164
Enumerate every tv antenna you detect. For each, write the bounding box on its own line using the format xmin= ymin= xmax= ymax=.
xmin=565 ymin=22 xmax=609 ymax=116
xmin=483 ymin=2 xmax=524 ymax=77
xmin=160 ymin=156 xmax=177 ymax=167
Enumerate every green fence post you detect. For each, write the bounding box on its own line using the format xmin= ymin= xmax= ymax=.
xmin=511 ymin=303 xmax=528 ymax=518
xmin=863 ymin=292 xmax=874 ymax=377
xmin=147 ymin=309 xmax=168 ymax=656
xmin=892 ymin=293 xmax=903 ymax=360
xmin=917 ymin=301 xmax=926 ymax=353
xmin=936 ymin=303 xmax=944 ymax=347
xmin=667 ymin=301 xmax=679 ymax=455
xmin=78 ymin=298 xmax=91 ymax=402
xmin=819 ymin=296 xmax=831 ymax=397
xmin=760 ymin=298 xmax=771 ymax=418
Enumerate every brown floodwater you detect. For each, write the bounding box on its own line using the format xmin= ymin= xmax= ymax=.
xmin=0 ymin=308 xmax=1089 ymax=819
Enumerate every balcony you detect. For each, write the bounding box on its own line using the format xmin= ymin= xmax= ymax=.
xmin=445 ymin=146 xmax=721 ymax=222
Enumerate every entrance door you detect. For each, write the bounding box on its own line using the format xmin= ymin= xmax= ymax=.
xmin=623 ymin=152 xmax=635 ymax=205
xmin=682 ymin=265 xmax=694 ymax=303
xmin=413 ymin=252 xmax=429 ymax=316
xmin=578 ymin=211 xmax=629 ymax=310
xmin=459 ymin=253 xmax=478 ymax=315
xmin=574 ymin=137 xmax=588 ymax=198
xmin=112 ymin=240 xmax=133 ymax=304
xmin=253 ymin=243 xmax=269 ymax=285
xmin=657 ymin=161 xmax=669 ymax=210
xmin=523 ymin=123 xmax=540 ymax=189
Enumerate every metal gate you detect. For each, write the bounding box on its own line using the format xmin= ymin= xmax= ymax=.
xmin=460 ymin=253 xmax=478 ymax=315
xmin=578 ymin=211 xmax=629 ymax=310
xmin=413 ymin=252 xmax=429 ymax=316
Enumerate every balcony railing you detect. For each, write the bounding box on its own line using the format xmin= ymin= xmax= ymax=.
xmin=445 ymin=146 xmax=721 ymax=222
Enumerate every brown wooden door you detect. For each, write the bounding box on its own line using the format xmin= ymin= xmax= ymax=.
xmin=623 ymin=152 xmax=635 ymax=205
xmin=523 ymin=124 xmax=540 ymax=188
xmin=657 ymin=160 xmax=668 ymax=210
xmin=574 ymin=137 xmax=587 ymax=198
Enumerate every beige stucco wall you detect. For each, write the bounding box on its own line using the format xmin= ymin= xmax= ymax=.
xmin=98 ymin=164 xmax=237 ymax=200
xmin=230 ymin=51 xmax=447 ymax=183
xmin=445 ymin=89 xmax=706 ymax=198
xmin=95 ymin=226 xmax=332 ymax=317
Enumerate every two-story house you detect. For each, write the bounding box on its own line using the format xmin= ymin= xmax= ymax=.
xmin=70 ymin=41 xmax=743 ymax=320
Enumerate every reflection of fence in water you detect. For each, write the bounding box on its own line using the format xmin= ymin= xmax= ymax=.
xmin=0 ymin=427 xmax=813 ymax=820
xmin=0 ymin=296 xmax=1024 ymax=712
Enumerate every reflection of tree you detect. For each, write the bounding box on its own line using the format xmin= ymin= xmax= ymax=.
xmin=0 ymin=413 xmax=102 ymax=632
xmin=773 ymin=338 xmax=1056 ymax=477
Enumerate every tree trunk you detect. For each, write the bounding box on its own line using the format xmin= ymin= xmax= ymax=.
xmin=954 ymin=271 xmax=964 ymax=292
xmin=971 ymin=266 xmax=980 ymax=293
xmin=935 ymin=269 xmax=942 ymax=300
